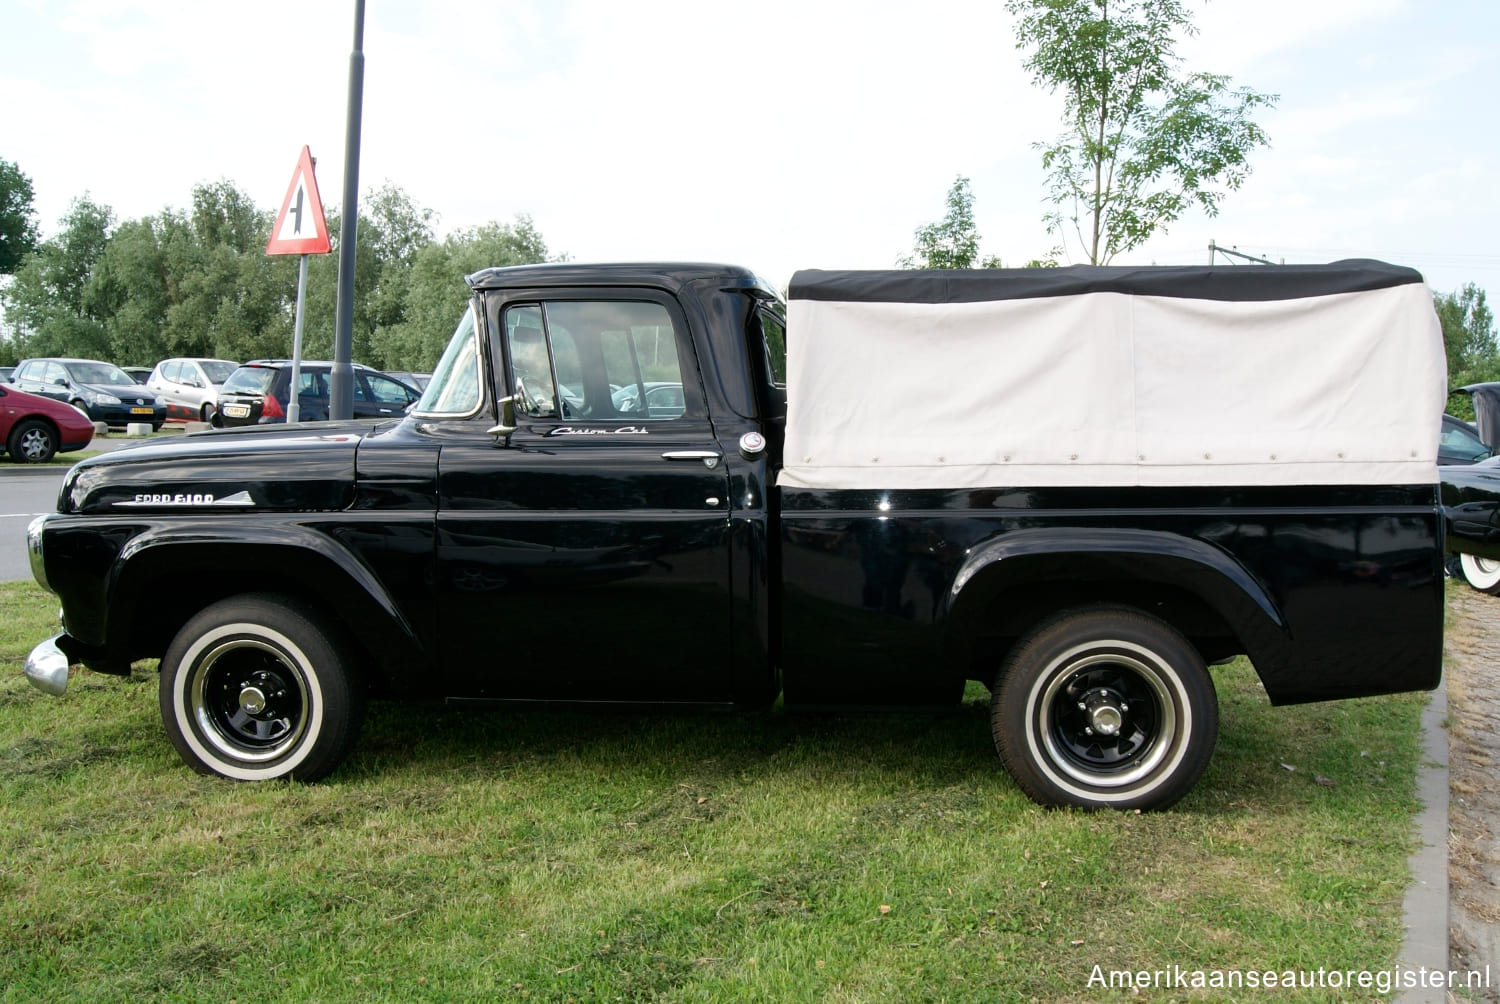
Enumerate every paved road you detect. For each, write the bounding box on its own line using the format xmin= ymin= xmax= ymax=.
xmin=0 ymin=435 xmax=150 ymax=583
xmin=0 ymin=467 xmax=66 ymax=582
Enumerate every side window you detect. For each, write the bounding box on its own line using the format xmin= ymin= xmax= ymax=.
xmin=759 ymin=309 xmax=786 ymax=386
xmin=162 ymin=360 xmax=182 ymax=383
xmin=504 ymin=299 xmax=689 ymax=421
xmin=46 ymin=362 xmax=70 ymax=385
xmin=506 ymin=305 xmax=557 ymax=417
xmin=365 ymin=373 xmax=416 ymax=405
xmin=297 ymin=370 xmax=326 ymax=396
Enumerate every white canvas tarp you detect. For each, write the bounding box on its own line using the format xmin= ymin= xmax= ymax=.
xmin=780 ymin=268 xmax=1445 ymax=489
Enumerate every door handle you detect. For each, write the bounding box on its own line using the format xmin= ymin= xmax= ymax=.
xmin=662 ymin=450 xmax=722 ymax=469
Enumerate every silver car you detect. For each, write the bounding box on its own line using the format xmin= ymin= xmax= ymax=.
xmin=147 ymin=358 xmax=239 ymax=422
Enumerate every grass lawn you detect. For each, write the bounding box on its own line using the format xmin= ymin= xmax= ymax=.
xmin=0 ymin=581 xmax=1425 ymax=1002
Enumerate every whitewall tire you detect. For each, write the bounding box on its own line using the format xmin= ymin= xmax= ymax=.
xmin=992 ymin=607 xmax=1217 ymax=811
xmin=159 ymin=594 xmax=363 ymax=781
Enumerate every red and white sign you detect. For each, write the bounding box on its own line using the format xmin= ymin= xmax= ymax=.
xmin=266 ymin=146 xmax=331 ymax=255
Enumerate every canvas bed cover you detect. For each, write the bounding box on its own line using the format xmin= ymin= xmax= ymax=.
xmin=779 ymin=261 xmax=1445 ymax=490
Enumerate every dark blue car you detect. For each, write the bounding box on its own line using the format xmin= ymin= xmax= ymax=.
xmin=9 ymin=357 xmax=167 ymax=429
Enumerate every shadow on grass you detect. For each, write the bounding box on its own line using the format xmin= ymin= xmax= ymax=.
xmin=347 ymin=696 xmax=1001 ymax=793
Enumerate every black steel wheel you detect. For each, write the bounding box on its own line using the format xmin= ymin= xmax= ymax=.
xmin=6 ymin=418 xmax=57 ymax=463
xmin=159 ymin=594 xmax=363 ymax=781
xmin=992 ymin=607 xmax=1217 ymax=811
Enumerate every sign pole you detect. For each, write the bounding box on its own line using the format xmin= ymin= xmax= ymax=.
xmin=288 ymin=253 xmax=310 ymax=424
xmin=265 ymin=145 xmax=331 ymax=425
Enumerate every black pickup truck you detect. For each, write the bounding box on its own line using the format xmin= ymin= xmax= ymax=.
xmin=24 ymin=261 xmax=1448 ymax=810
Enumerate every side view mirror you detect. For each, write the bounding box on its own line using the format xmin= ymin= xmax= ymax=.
xmin=487 ymin=392 xmax=520 ymax=445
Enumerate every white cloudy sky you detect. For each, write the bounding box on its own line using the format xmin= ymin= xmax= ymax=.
xmin=4 ymin=0 xmax=1498 ymax=298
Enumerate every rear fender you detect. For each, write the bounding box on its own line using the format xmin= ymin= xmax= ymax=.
xmin=945 ymin=527 xmax=1290 ymax=673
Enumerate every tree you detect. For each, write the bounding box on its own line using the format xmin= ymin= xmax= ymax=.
xmin=0 ymin=158 xmax=40 ymax=274
xmin=372 ymin=215 xmax=550 ymax=371
xmin=3 ymin=196 xmax=115 ymax=357
xmin=898 ymin=176 xmax=1003 ymax=269
xmin=1437 ymin=283 xmax=1495 ymax=377
xmin=1007 ymin=0 xmax=1276 ymax=264
xmin=1438 ymin=284 xmax=1500 ymax=420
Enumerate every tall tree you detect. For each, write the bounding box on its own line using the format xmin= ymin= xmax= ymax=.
xmin=3 ymin=195 xmax=115 ymax=357
xmin=898 ymin=176 xmax=1002 ymax=269
xmin=1438 ymin=283 xmax=1496 ymax=376
xmin=0 ymin=158 xmax=40 ymax=274
xmin=1007 ymin=0 xmax=1276 ymax=264
xmin=372 ymin=215 xmax=550 ymax=371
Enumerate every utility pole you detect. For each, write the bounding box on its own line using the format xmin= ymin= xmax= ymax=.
xmin=329 ymin=0 xmax=365 ymax=421
xmin=1208 ymin=240 xmax=1282 ymax=266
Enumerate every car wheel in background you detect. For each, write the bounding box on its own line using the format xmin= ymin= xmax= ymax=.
xmin=1459 ymin=553 xmax=1500 ymax=594
xmin=6 ymin=418 xmax=58 ymax=463
xmin=200 ymin=402 xmax=216 ymax=422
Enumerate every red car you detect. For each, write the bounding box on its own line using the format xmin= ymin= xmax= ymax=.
xmin=0 ymin=384 xmax=95 ymax=463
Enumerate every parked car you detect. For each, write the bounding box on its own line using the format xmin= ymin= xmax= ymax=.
xmin=147 ymin=357 xmax=239 ymax=422
xmin=0 ymin=366 xmax=15 ymax=383
xmin=9 ymin=357 xmax=167 ymax=429
xmin=384 ymin=371 xmax=431 ymax=392
xmin=212 ymin=360 xmax=422 ymax=428
xmin=1439 ymin=413 xmax=1492 ymax=466
xmin=0 ymin=384 xmax=95 ymax=463
xmin=121 ymin=366 xmax=153 ymax=384
xmin=611 ymin=380 xmax=685 ymax=418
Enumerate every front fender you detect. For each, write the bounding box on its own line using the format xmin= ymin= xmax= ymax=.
xmin=95 ymin=520 xmax=430 ymax=693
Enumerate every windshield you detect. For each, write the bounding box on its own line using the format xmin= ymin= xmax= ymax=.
xmin=66 ymin=361 xmax=134 ymax=386
xmin=221 ymin=366 xmax=278 ymax=395
xmin=415 ymin=305 xmax=483 ymax=415
xmin=201 ymin=360 xmax=238 ymax=384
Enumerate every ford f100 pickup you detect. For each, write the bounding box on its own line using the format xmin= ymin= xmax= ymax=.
xmin=23 ymin=260 xmax=1448 ymax=810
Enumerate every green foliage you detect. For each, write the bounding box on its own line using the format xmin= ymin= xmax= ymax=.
xmin=1437 ymin=283 xmax=1495 ymax=380
xmin=3 ymin=196 xmax=116 ymax=359
xmin=898 ymin=176 xmax=1003 ymax=269
xmin=0 ymin=176 xmax=552 ymax=371
xmin=1008 ymin=0 xmax=1276 ymax=264
xmin=0 ymin=158 xmax=40 ymax=274
xmin=373 ymin=216 xmax=550 ymax=371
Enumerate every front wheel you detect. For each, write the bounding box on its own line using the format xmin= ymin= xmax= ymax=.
xmin=992 ymin=608 xmax=1217 ymax=811
xmin=159 ymin=594 xmax=364 ymax=781
xmin=7 ymin=418 xmax=57 ymax=463
xmin=1459 ymin=553 xmax=1500 ymax=594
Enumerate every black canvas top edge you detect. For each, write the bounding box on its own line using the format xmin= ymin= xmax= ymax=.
xmin=788 ymin=260 xmax=1425 ymax=304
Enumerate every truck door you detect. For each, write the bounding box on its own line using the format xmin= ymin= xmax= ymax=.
xmin=435 ymin=291 xmax=734 ymax=703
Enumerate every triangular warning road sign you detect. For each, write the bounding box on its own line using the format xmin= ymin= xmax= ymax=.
xmin=266 ymin=146 xmax=332 ymax=255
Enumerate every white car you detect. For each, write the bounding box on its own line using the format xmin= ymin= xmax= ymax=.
xmin=147 ymin=358 xmax=239 ymax=422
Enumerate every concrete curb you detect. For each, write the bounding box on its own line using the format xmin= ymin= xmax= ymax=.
xmin=1396 ymin=680 xmax=1448 ymax=1004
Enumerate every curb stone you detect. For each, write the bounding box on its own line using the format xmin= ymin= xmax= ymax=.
xmin=1395 ymin=681 xmax=1449 ymax=1004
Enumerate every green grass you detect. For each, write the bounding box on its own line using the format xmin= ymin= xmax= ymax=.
xmin=0 ymin=581 xmax=1426 ymax=1002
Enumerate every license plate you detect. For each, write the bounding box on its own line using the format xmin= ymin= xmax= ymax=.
xmin=224 ymin=405 xmax=250 ymax=418
xmin=130 ymin=407 xmax=153 ymax=415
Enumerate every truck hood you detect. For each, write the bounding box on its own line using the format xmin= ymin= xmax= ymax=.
xmin=60 ymin=422 xmax=381 ymax=515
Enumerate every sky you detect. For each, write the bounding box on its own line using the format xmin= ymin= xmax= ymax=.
xmin=4 ymin=0 xmax=1500 ymax=300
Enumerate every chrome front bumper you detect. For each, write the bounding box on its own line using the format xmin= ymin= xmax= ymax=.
xmin=24 ymin=635 xmax=71 ymax=697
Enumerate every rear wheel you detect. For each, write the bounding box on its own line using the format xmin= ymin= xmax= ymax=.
xmin=1460 ymin=553 xmax=1500 ymax=594
xmin=7 ymin=418 xmax=57 ymax=463
xmin=159 ymin=594 xmax=364 ymax=781
xmin=992 ymin=607 xmax=1217 ymax=811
